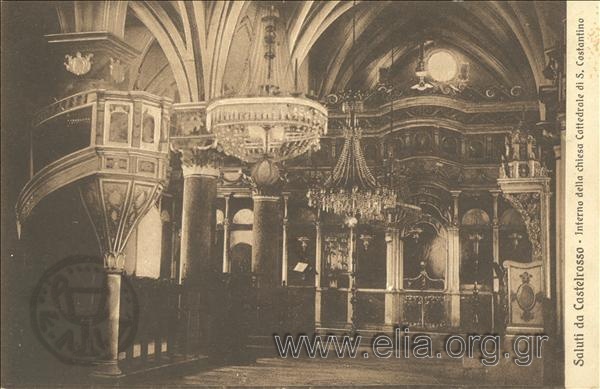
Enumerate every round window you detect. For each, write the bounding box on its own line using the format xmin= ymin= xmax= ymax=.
xmin=427 ymin=50 xmax=458 ymax=82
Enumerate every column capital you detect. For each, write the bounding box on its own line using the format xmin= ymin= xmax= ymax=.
xmin=385 ymin=227 xmax=399 ymax=242
xmin=103 ymin=252 xmax=125 ymax=274
xmin=450 ymin=190 xmax=462 ymax=198
xmin=182 ymin=164 xmax=220 ymax=178
xmin=179 ymin=144 xmax=225 ymax=178
xmin=252 ymin=195 xmax=280 ymax=202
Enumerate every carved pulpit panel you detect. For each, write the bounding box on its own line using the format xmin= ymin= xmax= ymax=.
xmin=503 ymin=260 xmax=544 ymax=332
xmin=80 ymin=177 xmax=163 ymax=271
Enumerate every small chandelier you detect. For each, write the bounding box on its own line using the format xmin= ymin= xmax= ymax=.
xmin=411 ymin=41 xmax=434 ymax=91
xmin=307 ymin=95 xmax=397 ymax=222
xmin=206 ymin=5 xmax=328 ymax=164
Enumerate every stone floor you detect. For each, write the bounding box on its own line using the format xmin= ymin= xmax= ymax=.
xmin=146 ymin=357 xmax=459 ymax=387
xmin=125 ymin=354 xmax=552 ymax=388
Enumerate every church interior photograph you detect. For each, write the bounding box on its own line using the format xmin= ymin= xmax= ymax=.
xmin=1 ymin=1 xmax=566 ymax=387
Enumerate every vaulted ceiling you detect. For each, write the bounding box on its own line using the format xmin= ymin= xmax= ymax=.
xmin=51 ymin=1 xmax=564 ymax=103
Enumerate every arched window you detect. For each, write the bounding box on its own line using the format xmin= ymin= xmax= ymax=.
xmin=232 ymin=208 xmax=253 ymax=225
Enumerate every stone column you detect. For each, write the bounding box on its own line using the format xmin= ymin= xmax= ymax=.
xmin=314 ymin=217 xmax=322 ymax=325
xmin=93 ymin=270 xmax=123 ymax=376
xmin=384 ymin=228 xmax=402 ymax=326
xmin=281 ymin=194 xmax=289 ymax=285
xmin=87 ymin=253 xmax=124 ymax=378
xmin=180 ymin=161 xmax=219 ymax=284
xmin=554 ymin=131 xmax=565 ymax=335
xmin=248 ymin=159 xmax=283 ymax=334
xmin=251 ymin=195 xmax=281 ymax=334
xmin=541 ymin=184 xmax=552 ymax=298
xmin=448 ymin=191 xmax=461 ymax=327
xmin=222 ymin=194 xmax=231 ymax=273
xmin=178 ymin=148 xmax=222 ymax=354
xmin=252 ymin=195 xmax=282 ymax=288
xmin=491 ymin=191 xmax=501 ymax=292
xmin=395 ymin=231 xmax=404 ymax=290
xmin=385 ymin=229 xmax=396 ymax=291
xmin=396 ymin=233 xmax=405 ymax=325
xmin=346 ymin=225 xmax=356 ymax=328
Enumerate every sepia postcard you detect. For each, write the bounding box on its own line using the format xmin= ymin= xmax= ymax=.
xmin=1 ymin=1 xmax=598 ymax=388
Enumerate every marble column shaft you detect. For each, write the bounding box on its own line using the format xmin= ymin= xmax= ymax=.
xmin=448 ymin=191 xmax=461 ymax=327
xmin=222 ymin=195 xmax=231 ymax=273
xmin=92 ymin=272 xmax=122 ymax=377
xmin=385 ymin=228 xmax=403 ymax=325
xmin=252 ymin=196 xmax=282 ymax=288
xmin=180 ymin=166 xmax=218 ymax=285
xmin=314 ymin=219 xmax=322 ymax=325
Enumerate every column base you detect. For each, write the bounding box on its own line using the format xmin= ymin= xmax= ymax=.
xmin=448 ymin=292 xmax=461 ymax=328
xmin=90 ymin=360 xmax=123 ymax=378
xmin=314 ymin=289 xmax=322 ymax=324
xmin=384 ymin=291 xmax=402 ymax=326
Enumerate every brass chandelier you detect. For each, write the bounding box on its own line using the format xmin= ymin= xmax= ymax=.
xmin=306 ymin=96 xmax=397 ymax=222
xmin=206 ymin=5 xmax=327 ymax=164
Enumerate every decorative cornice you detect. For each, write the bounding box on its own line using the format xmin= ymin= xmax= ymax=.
xmin=46 ymin=31 xmax=140 ymax=64
xmin=331 ymin=96 xmax=539 ymax=117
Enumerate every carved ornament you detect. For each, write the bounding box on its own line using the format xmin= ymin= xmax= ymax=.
xmin=502 ymin=192 xmax=542 ymax=261
xmin=64 ymin=52 xmax=93 ymax=76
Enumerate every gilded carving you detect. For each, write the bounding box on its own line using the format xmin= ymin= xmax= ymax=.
xmin=179 ymin=142 xmax=225 ymax=177
xmin=64 ymin=52 xmax=93 ymax=76
xmin=172 ymin=110 xmax=207 ymax=136
xmin=138 ymin=160 xmax=156 ymax=174
xmin=512 ymin=271 xmax=542 ymax=322
xmin=109 ymin=58 xmax=127 ymax=84
xmin=502 ymin=192 xmax=542 ymax=261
